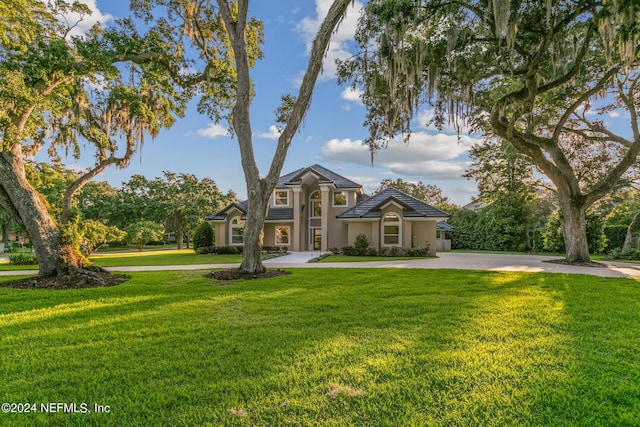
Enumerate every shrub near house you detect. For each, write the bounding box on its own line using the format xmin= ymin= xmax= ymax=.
xmin=338 ymin=233 xmax=430 ymax=257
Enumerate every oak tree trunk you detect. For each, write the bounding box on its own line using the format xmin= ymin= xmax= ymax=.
xmin=218 ymin=0 xmax=353 ymax=274
xmin=0 ymin=150 xmax=63 ymax=277
xmin=623 ymin=211 xmax=640 ymax=251
xmin=559 ymin=197 xmax=591 ymax=263
xmin=238 ymin=189 xmax=268 ymax=274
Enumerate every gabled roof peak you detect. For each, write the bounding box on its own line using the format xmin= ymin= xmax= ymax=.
xmin=278 ymin=164 xmax=362 ymax=189
xmin=337 ymin=186 xmax=450 ymax=219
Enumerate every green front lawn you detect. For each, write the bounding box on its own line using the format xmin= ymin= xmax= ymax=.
xmin=1 ymin=269 xmax=639 ymax=426
xmin=89 ymin=249 xmax=242 ymax=267
xmin=0 ymin=264 xmax=38 ymax=270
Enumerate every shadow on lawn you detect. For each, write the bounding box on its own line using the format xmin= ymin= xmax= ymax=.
xmin=1 ymin=269 xmax=639 ymax=425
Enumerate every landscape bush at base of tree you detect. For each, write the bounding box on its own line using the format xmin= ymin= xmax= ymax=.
xmin=609 ymin=248 xmax=640 ymax=261
xmin=604 ymin=225 xmax=629 ymax=253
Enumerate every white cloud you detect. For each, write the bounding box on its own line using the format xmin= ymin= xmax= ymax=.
xmin=57 ymin=0 xmax=113 ymax=37
xmin=345 ymin=174 xmax=380 ymax=193
xmin=256 ymin=125 xmax=282 ymax=140
xmin=297 ymin=0 xmax=364 ymax=80
xmin=197 ymin=123 xmax=230 ymax=139
xmin=341 ymin=87 xmax=363 ymax=104
xmin=321 ymin=132 xmax=477 ymax=180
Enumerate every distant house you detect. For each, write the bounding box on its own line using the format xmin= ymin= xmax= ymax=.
xmin=206 ymin=164 xmax=451 ymax=255
xmin=462 ymin=200 xmax=487 ymax=211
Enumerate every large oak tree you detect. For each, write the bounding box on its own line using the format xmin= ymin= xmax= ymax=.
xmin=339 ymin=0 xmax=640 ymax=263
xmin=0 ymin=0 xmax=194 ymax=277
xmin=125 ymin=0 xmax=354 ymax=273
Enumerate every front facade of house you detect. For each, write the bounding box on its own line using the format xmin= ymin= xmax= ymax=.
xmin=206 ymin=164 xmax=450 ymax=255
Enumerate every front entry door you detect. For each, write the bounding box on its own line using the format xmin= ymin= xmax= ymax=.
xmin=310 ymin=227 xmax=321 ymax=251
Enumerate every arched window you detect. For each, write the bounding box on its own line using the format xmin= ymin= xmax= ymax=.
xmin=382 ymin=213 xmax=401 ymax=246
xmin=310 ymin=191 xmax=321 ymax=218
xmin=230 ymin=216 xmax=244 ymax=245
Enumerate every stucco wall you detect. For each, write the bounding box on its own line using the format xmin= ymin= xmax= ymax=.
xmin=263 ymin=223 xmax=294 ymax=249
xmin=347 ymin=222 xmax=372 ymax=248
xmin=408 ymin=220 xmax=437 ymax=256
xmin=213 ymin=222 xmax=226 ymax=246
xmin=344 ymin=217 xmax=437 ymax=254
xmin=326 ymin=190 xmax=353 ymax=249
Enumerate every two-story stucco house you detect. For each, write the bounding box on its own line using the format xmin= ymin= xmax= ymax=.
xmin=205 ymin=164 xmax=450 ymax=255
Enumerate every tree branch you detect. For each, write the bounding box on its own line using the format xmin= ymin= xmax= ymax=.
xmin=552 ymin=66 xmax=619 ymax=140
xmin=268 ymin=0 xmax=353 ymax=187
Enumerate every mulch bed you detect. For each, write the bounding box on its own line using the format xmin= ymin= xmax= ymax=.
xmin=0 ymin=270 xmax=130 ymax=290
xmin=543 ymin=259 xmax=608 ymax=268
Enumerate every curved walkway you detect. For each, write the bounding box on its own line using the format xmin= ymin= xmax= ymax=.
xmin=2 ymin=252 xmax=640 ymax=280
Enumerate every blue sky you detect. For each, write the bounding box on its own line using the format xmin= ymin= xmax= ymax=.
xmin=57 ymin=0 xmax=483 ymax=205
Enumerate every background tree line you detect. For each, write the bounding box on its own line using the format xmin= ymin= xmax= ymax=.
xmin=0 ymin=162 xmax=235 ymax=254
xmin=445 ymin=138 xmax=640 ymax=257
xmin=372 ymin=171 xmax=638 ymax=257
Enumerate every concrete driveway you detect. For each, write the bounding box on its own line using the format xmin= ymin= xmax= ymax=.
xmin=261 ymin=251 xmax=640 ymax=280
xmin=2 ymin=252 xmax=640 ymax=280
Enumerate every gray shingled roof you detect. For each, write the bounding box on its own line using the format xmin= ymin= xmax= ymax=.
xmin=205 ymin=200 xmax=294 ymax=221
xmin=265 ymin=208 xmax=294 ymax=221
xmin=337 ymin=187 xmax=450 ymax=219
xmin=437 ymin=221 xmax=455 ymax=231
xmin=207 ymin=164 xmax=362 ymax=221
xmin=277 ymin=164 xmax=361 ymax=189
xmin=205 ymin=200 xmax=248 ymax=221
xmin=206 ymin=166 xmax=451 ymax=223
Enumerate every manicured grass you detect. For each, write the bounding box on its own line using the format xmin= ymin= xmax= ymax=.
xmin=319 ymin=254 xmax=428 ymax=262
xmin=89 ymin=249 xmax=243 ymax=267
xmin=0 ymin=263 xmax=38 ymax=270
xmin=1 ymin=269 xmax=639 ymax=426
xmin=96 ymin=244 xmax=179 ymax=252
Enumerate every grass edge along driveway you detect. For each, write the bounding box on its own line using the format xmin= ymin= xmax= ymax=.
xmin=1 ymin=268 xmax=639 ymax=426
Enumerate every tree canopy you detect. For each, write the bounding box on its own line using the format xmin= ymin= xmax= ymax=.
xmin=375 ymin=178 xmax=452 ymax=208
xmin=0 ymin=0 xmax=257 ymax=277
xmin=340 ymin=0 xmax=640 ymax=263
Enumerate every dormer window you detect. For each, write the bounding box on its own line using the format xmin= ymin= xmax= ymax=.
xmin=274 ymin=190 xmax=289 ymax=206
xmin=333 ymin=191 xmax=347 ymax=207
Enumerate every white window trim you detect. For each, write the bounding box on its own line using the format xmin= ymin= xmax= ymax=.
xmin=332 ymin=191 xmax=348 ymax=207
xmin=230 ymin=216 xmax=244 ymax=246
xmin=310 ymin=191 xmax=321 ymax=219
xmin=273 ymin=190 xmax=289 ymax=207
xmin=382 ymin=213 xmax=402 ymax=247
xmin=275 ymin=226 xmax=290 ymax=246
